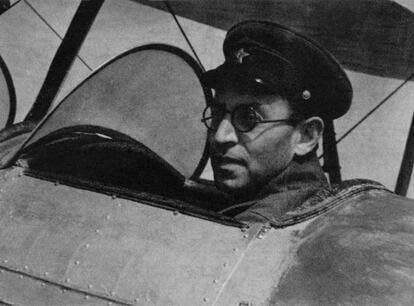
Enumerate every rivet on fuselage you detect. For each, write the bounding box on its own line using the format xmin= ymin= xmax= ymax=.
xmin=257 ymin=234 xmax=264 ymax=239
xmin=3 ymin=259 xmax=8 ymax=264
xmin=243 ymin=234 xmax=249 ymax=238
xmin=40 ymin=282 xmax=46 ymax=287
xmin=233 ymin=248 xmax=238 ymax=252
xmin=84 ymin=295 xmax=89 ymax=300
xmin=65 ymin=278 xmax=71 ymax=283
xmin=75 ymin=260 xmax=80 ymax=265
xmin=96 ymin=229 xmax=100 ymax=234
xmin=106 ymin=215 xmax=110 ymax=220
xmin=223 ymin=263 xmax=228 ymax=267
xmin=108 ymin=302 xmax=113 ymax=306
xmin=54 ymin=181 xmax=59 ymax=186
xmin=24 ymin=265 xmax=29 ymax=270
xmin=85 ymin=243 xmax=90 ymax=249
xmin=88 ymin=284 xmax=93 ymax=289
xmin=213 ymin=279 xmax=218 ymax=283
xmin=203 ymin=297 xmax=209 ymax=302
xmin=18 ymin=275 xmax=23 ymax=279
xmin=110 ymin=291 xmax=116 ymax=296
xmin=135 ymin=298 xmax=140 ymax=302
xmin=44 ymin=271 xmax=49 ymax=276
xmin=111 ymin=195 xmax=117 ymax=200
xmin=173 ymin=210 xmax=179 ymax=215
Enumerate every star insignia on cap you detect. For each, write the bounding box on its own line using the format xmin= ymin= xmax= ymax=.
xmin=234 ymin=48 xmax=250 ymax=64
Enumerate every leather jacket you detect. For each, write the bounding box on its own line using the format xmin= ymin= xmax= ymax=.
xmin=221 ymin=154 xmax=389 ymax=226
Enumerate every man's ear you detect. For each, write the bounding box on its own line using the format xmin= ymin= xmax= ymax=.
xmin=294 ymin=117 xmax=324 ymax=156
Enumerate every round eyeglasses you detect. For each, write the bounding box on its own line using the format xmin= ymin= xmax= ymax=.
xmin=201 ymin=104 xmax=297 ymax=133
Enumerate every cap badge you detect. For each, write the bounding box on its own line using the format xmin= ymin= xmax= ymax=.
xmin=302 ymin=90 xmax=311 ymax=100
xmin=234 ymin=48 xmax=250 ymax=64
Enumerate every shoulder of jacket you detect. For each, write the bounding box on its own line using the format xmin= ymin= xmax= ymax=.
xmin=272 ymin=178 xmax=390 ymax=228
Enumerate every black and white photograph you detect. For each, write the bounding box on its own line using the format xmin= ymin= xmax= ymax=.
xmin=0 ymin=0 xmax=413 ymax=305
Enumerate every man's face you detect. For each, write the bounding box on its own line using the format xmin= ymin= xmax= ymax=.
xmin=208 ymin=82 xmax=298 ymax=195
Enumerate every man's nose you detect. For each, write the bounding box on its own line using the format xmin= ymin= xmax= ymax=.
xmin=212 ymin=115 xmax=238 ymax=144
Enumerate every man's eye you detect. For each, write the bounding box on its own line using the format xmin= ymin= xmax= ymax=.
xmin=234 ymin=107 xmax=256 ymax=124
xmin=245 ymin=109 xmax=257 ymax=122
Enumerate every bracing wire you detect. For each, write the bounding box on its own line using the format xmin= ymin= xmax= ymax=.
xmin=24 ymin=0 xmax=93 ymax=71
xmin=319 ymin=71 xmax=414 ymax=160
xmin=164 ymin=1 xmax=206 ymax=72
xmin=24 ymin=0 xmax=63 ymax=39
xmin=336 ymin=71 xmax=414 ymax=145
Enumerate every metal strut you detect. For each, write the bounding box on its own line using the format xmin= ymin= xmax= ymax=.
xmin=321 ymin=71 xmax=414 ymax=183
xmin=322 ymin=119 xmax=341 ymax=184
xmin=336 ymin=71 xmax=414 ymax=145
xmin=24 ymin=0 xmax=104 ymax=122
xmin=395 ymin=110 xmax=414 ymax=196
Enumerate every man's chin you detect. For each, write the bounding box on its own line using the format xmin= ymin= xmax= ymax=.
xmin=212 ymin=165 xmax=252 ymax=194
xmin=213 ymin=175 xmax=249 ymax=195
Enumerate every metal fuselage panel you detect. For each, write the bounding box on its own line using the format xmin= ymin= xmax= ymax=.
xmin=214 ymin=190 xmax=414 ymax=305
xmin=2 ymin=168 xmax=412 ymax=305
xmin=270 ymin=190 xmax=414 ymax=305
xmin=212 ymin=219 xmax=312 ymax=305
xmin=0 ymin=168 xmax=260 ymax=305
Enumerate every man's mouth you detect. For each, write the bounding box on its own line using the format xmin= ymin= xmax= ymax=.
xmin=212 ymin=156 xmax=246 ymax=167
xmin=211 ymin=155 xmax=247 ymax=181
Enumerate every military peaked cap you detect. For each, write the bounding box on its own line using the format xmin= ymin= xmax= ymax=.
xmin=203 ymin=21 xmax=353 ymax=119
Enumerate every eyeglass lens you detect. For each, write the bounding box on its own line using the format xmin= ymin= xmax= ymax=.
xmin=233 ymin=105 xmax=257 ymax=132
xmin=202 ymin=105 xmax=258 ymax=132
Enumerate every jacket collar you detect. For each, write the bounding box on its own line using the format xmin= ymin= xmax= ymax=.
xmin=222 ymin=153 xmax=329 ymax=222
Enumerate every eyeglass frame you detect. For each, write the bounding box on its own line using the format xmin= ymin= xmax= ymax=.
xmin=201 ymin=104 xmax=298 ymax=133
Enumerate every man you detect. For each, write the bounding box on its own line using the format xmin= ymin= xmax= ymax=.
xmin=201 ymin=20 xmax=362 ymax=221
xmin=199 ymin=20 xmax=414 ymax=303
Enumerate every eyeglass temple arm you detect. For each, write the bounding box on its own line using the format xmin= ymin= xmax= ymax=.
xmin=257 ymin=119 xmax=297 ymax=124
